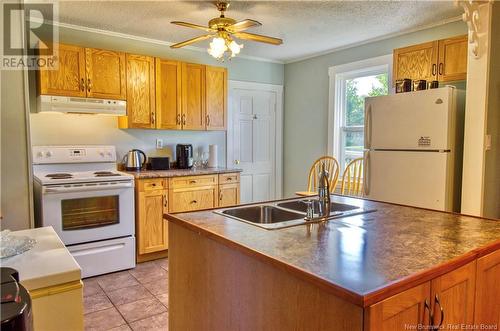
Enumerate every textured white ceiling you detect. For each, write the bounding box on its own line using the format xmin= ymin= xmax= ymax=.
xmin=50 ymin=1 xmax=463 ymax=62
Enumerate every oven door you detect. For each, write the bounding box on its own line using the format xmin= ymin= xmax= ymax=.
xmin=40 ymin=180 xmax=135 ymax=245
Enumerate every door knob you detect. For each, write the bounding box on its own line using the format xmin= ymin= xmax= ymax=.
xmin=234 ymin=159 xmax=240 ymax=165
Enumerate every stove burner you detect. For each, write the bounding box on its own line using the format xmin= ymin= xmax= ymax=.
xmin=94 ymin=171 xmax=122 ymax=177
xmin=46 ymin=173 xmax=73 ymax=179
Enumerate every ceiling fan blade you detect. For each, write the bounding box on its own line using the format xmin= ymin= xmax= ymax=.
xmin=171 ymin=21 xmax=216 ymax=33
xmin=232 ymin=32 xmax=283 ymax=45
xmin=226 ymin=19 xmax=262 ymax=33
xmin=170 ymin=34 xmax=213 ymax=49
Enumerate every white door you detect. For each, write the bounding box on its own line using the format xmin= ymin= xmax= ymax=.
xmin=228 ymin=85 xmax=279 ymax=204
xmin=365 ymin=87 xmax=454 ymax=150
xmin=364 ymin=150 xmax=452 ymax=211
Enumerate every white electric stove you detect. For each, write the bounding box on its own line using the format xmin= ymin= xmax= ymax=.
xmin=32 ymin=145 xmax=136 ymax=278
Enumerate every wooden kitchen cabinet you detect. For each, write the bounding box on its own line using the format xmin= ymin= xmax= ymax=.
xmin=155 ymin=58 xmax=182 ymax=130
xmin=205 ymin=66 xmax=227 ymax=130
xmin=365 ymin=282 xmax=431 ymax=331
xmin=85 ymin=48 xmax=126 ymax=100
xmin=393 ymin=35 xmax=468 ymax=84
xmin=437 ymin=35 xmax=468 ymax=82
xmin=218 ymin=173 xmax=240 ymax=207
xmin=124 ymin=54 xmax=156 ymax=129
xmin=181 ymin=62 xmax=206 ymax=130
xmin=168 ymin=175 xmax=218 ymax=213
xmin=38 ymin=44 xmax=87 ymax=97
xmin=474 ymin=250 xmax=500 ymax=326
xmin=136 ymin=179 xmax=169 ymax=261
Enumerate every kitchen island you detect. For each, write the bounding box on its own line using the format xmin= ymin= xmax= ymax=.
xmin=165 ymin=195 xmax=500 ymax=331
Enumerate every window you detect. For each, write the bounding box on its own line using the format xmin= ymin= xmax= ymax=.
xmin=328 ymin=55 xmax=392 ymax=170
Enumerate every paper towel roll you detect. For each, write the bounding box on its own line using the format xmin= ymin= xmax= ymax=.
xmin=208 ymin=144 xmax=218 ymax=168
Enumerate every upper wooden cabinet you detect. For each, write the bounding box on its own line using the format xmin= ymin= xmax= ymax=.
xmin=38 ymin=44 xmax=86 ymax=97
xmin=393 ymin=35 xmax=468 ymax=84
xmin=393 ymin=40 xmax=439 ymax=83
xmin=205 ymin=66 xmax=227 ymax=130
xmin=155 ymin=58 xmax=182 ymax=130
xmin=85 ymin=48 xmax=126 ymax=100
xmin=181 ymin=63 xmax=206 ymax=130
xmin=125 ymin=54 xmax=156 ymax=129
xmin=38 ymin=43 xmax=126 ymax=99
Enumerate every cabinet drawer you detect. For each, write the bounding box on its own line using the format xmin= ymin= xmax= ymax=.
xmin=219 ymin=173 xmax=240 ymax=184
xmin=169 ymin=175 xmax=218 ymax=189
xmin=169 ymin=187 xmax=216 ymax=213
xmin=137 ymin=178 xmax=168 ymax=191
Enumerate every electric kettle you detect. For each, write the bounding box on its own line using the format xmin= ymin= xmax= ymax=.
xmin=123 ymin=149 xmax=146 ymax=171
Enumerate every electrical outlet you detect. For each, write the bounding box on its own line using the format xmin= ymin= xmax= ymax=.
xmin=156 ymin=139 xmax=163 ymax=149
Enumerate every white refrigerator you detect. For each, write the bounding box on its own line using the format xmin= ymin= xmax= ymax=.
xmin=363 ymin=86 xmax=465 ymax=212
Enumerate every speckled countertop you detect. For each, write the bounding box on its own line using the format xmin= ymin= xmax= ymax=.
xmin=125 ymin=167 xmax=242 ymax=179
xmin=166 ymin=195 xmax=500 ymax=307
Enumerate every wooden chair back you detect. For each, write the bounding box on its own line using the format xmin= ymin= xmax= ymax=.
xmin=340 ymin=158 xmax=364 ymax=197
xmin=306 ymin=156 xmax=340 ymax=193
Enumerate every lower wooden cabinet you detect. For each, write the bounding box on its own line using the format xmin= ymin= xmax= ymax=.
xmin=366 ymin=260 xmax=479 ymax=331
xmin=135 ymin=173 xmax=240 ymax=261
xmin=474 ymin=250 xmax=500 ymax=326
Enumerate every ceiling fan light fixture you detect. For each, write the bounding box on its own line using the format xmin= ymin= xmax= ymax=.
xmin=207 ymin=35 xmax=244 ymax=60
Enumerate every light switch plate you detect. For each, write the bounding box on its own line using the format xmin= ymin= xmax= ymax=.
xmin=156 ymin=139 xmax=163 ymax=149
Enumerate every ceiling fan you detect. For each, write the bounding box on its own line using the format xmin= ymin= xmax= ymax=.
xmin=170 ymin=1 xmax=283 ymax=60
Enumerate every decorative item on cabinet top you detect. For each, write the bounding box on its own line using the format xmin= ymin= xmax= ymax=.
xmin=36 ymin=43 xmax=227 ymax=131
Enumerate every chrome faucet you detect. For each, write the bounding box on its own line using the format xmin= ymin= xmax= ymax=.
xmin=317 ymin=162 xmax=331 ymax=219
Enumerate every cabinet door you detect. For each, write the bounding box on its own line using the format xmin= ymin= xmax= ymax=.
xmin=474 ymin=250 xmax=500 ymax=326
xmin=85 ymin=48 xmax=126 ymax=100
xmin=438 ymin=35 xmax=468 ymax=82
xmin=181 ymin=63 xmax=205 ymax=130
xmin=393 ymin=41 xmax=438 ymax=83
xmin=205 ymin=66 xmax=227 ymax=130
xmin=365 ymin=282 xmax=431 ymax=331
xmin=430 ymin=261 xmax=476 ymax=328
xmin=219 ymin=183 xmax=240 ymax=207
xmin=155 ymin=58 xmax=182 ymax=129
xmin=126 ymin=54 xmax=156 ymax=129
xmin=168 ymin=186 xmax=216 ymax=213
xmin=137 ymin=189 xmax=168 ymax=254
xmin=38 ymin=44 xmax=86 ymax=97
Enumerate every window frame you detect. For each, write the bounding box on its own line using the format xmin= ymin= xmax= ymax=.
xmin=328 ymin=55 xmax=393 ymax=170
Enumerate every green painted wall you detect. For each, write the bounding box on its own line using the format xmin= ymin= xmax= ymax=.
xmin=283 ymin=20 xmax=468 ymax=197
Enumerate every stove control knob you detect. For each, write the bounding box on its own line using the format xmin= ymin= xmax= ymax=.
xmin=36 ymin=151 xmax=43 ymax=158
xmin=106 ymin=151 xmax=112 ymax=157
xmin=45 ymin=151 xmax=53 ymax=157
xmin=99 ymin=151 xmax=105 ymax=157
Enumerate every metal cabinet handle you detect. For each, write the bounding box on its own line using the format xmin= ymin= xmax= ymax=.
xmin=234 ymin=159 xmax=240 ymax=165
xmin=80 ymin=78 xmax=85 ymax=91
xmin=438 ymin=63 xmax=444 ymax=76
xmin=182 ymin=114 xmax=186 ymax=125
xmin=87 ymin=78 xmax=92 ymax=92
xmin=363 ymin=150 xmax=370 ymax=196
xmin=151 ymin=111 xmax=155 ymax=125
xmin=432 ymin=64 xmax=437 ymax=76
xmin=219 ymin=191 xmax=223 ymax=201
xmin=163 ymin=195 xmax=167 ymax=208
xmin=189 ymin=180 xmax=197 ymax=184
xmin=424 ymin=299 xmax=434 ymax=327
xmin=190 ymin=200 xmax=197 ymax=204
xmin=176 ymin=114 xmax=181 ymax=125
xmin=433 ymin=294 xmax=444 ymax=329
xmin=206 ymin=114 xmax=210 ymax=126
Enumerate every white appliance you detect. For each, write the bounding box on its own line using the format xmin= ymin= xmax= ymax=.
xmin=363 ymin=86 xmax=465 ymax=212
xmin=37 ymin=95 xmax=126 ymax=115
xmin=33 ymin=145 xmax=135 ymax=277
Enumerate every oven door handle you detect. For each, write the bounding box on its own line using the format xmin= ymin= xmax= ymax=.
xmin=43 ymin=182 xmax=134 ymax=193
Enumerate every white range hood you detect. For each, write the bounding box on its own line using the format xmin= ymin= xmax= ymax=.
xmin=37 ymin=95 xmax=126 ymax=115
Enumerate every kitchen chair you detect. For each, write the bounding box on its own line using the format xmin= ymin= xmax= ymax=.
xmin=340 ymin=157 xmax=364 ymax=197
xmin=295 ymin=156 xmax=340 ymax=197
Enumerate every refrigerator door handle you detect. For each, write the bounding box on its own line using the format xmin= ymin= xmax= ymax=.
xmin=365 ymin=104 xmax=372 ymax=149
xmin=363 ymin=150 xmax=370 ymax=196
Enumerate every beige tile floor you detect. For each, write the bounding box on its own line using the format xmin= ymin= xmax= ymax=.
xmin=83 ymin=258 xmax=169 ymax=331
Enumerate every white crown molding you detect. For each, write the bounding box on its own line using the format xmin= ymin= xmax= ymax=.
xmin=284 ymin=15 xmax=464 ymax=64
xmin=27 ymin=17 xmax=285 ymax=64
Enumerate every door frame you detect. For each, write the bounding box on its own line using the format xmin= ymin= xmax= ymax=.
xmin=227 ymin=80 xmax=284 ymax=199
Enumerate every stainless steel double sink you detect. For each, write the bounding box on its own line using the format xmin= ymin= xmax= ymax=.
xmin=214 ymin=198 xmax=374 ymax=230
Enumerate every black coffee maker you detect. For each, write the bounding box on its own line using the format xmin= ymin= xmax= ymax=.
xmin=176 ymin=144 xmax=193 ymax=169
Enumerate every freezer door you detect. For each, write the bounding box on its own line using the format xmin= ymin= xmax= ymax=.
xmin=365 ymin=88 xmax=455 ymax=150
xmin=363 ymin=150 xmax=453 ymax=211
